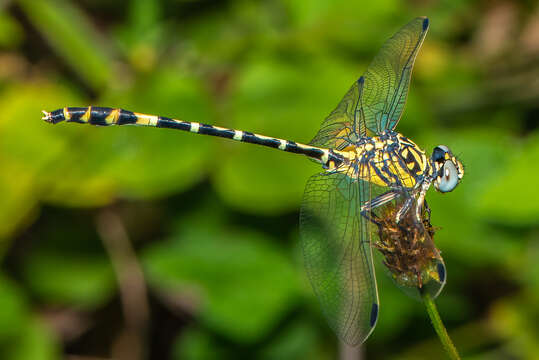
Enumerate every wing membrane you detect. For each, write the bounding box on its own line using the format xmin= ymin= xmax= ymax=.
xmin=310 ymin=17 xmax=428 ymax=147
xmin=309 ymin=78 xmax=364 ymax=150
xmin=362 ymin=17 xmax=428 ymax=133
xmin=300 ymin=168 xmax=381 ymax=345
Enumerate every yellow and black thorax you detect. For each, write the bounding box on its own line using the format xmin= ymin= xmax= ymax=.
xmin=333 ymin=131 xmax=430 ymax=189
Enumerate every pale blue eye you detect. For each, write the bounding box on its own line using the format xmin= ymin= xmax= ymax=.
xmin=438 ymin=161 xmax=458 ymax=192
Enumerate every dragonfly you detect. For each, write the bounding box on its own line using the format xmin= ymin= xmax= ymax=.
xmin=42 ymin=17 xmax=464 ymax=346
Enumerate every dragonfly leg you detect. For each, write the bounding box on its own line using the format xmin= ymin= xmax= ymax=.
xmin=395 ymin=196 xmax=413 ymax=224
xmin=424 ymin=199 xmax=431 ymax=223
xmin=414 ymin=179 xmax=432 ymax=223
xmin=362 ymin=212 xmax=382 ymax=227
xmin=360 ymin=190 xmax=401 ymax=226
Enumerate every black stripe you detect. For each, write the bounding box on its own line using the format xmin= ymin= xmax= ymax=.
xmin=422 ymin=17 xmax=429 ymax=31
xmin=88 ymin=107 xmax=114 ymax=126
xmin=327 ymin=150 xmax=344 ymax=168
xmin=66 ymin=107 xmax=90 ymax=124
xmin=407 ymin=146 xmax=424 ymax=171
xmin=437 ymin=262 xmax=446 ymax=283
xmin=285 ymin=141 xmax=298 ymax=152
xmin=257 ymin=137 xmax=281 ymax=148
xmin=49 ymin=109 xmax=65 ymax=124
xmin=404 ymin=148 xmax=421 ymax=174
xmin=242 ymin=132 xmax=281 ymax=149
xmin=393 ymin=149 xmax=421 ymax=185
xmin=241 ymin=131 xmax=257 ymax=143
xmin=156 ymin=117 xmax=191 ymax=131
xmin=377 ymin=162 xmax=395 ymax=186
xmin=198 ymin=124 xmax=235 ymax=139
xmin=285 ymin=141 xmax=325 ymax=159
xmin=399 ymin=136 xmax=415 ymax=147
xmin=370 ymin=303 xmax=378 ymax=327
xmin=117 ymin=109 xmax=138 ymax=125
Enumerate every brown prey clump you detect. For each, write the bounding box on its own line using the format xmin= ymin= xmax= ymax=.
xmin=373 ymin=203 xmax=443 ymax=289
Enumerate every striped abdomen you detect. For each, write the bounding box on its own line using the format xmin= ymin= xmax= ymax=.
xmin=42 ymin=106 xmax=344 ymax=167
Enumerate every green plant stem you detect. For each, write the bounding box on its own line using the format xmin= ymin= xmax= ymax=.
xmin=422 ymin=292 xmax=461 ymax=360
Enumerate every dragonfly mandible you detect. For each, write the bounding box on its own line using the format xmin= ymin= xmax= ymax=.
xmin=42 ymin=16 xmax=464 ymax=346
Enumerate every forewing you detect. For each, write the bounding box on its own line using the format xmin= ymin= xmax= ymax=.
xmin=300 ymin=168 xmax=380 ymax=345
xmin=309 ymin=17 xmax=428 ymax=147
xmin=309 ymin=78 xmax=364 ymax=150
xmin=361 ymin=17 xmax=428 ymax=133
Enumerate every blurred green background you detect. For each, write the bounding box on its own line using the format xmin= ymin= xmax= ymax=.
xmin=1 ymin=0 xmax=538 ymax=359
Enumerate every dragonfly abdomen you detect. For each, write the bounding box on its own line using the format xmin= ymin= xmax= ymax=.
xmin=44 ymin=107 xmax=140 ymax=126
xmin=43 ymin=106 xmax=345 ymax=168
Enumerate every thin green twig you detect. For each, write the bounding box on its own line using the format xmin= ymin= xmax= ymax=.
xmin=422 ymin=292 xmax=461 ymax=360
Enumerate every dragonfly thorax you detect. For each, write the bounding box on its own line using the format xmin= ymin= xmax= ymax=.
xmin=334 ymin=131 xmax=430 ymax=189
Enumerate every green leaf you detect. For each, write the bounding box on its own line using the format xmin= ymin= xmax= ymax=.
xmin=0 ymin=274 xmax=60 ymax=360
xmin=23 ymin=252 xmax=116 ymax=308
xmin=372 ymin=256 xmax=418 ymax=341
xmin=0 ymin=82 xmax=92 ymax=242
xmin=214 ymin=56 xmax=359 ymax=214
xmin=259 ymin=319 xmax=323 ymax=360
xmin=422 ymin=128 xmax=521 ymax=264
xmin=174 ymin=319 xmax=329 ymax=360
xmin=0 ymin=12 xmax=24 ymax=48
xmin=0 ymin=274 xmax=30 ymax=339
xmin=3 ymin=319 xmax=60 ymax=360
xmin=0 ymin=159 xmax=38 ymax=247
xmin=95 ymin=69 xmax=215 ymax=198
xmin=281 ymin=0 xmax=407 ymax=52
xmin=172 ymin=328 xmax=225 ymax=360
xmin=31 ymin=69 xmax=214 ymax=206
xmin=478 ymin=130 xmax=539 ymax=226
xmin=17 ymin=0 xmax=114 ymax=90
xmin=143 ymin=226 xmax=301 ymax=342
xmin=114 ymin=0 xmax=164 ymax=71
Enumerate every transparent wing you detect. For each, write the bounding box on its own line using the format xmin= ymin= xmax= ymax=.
xmin=310 ymin=17 xmax=429 ymax=148
xmin=309 ymin=77 xmax=365 ymax=150
xmin=300 ymin=166 xmax=383 ymax=345
xmin=362 ymin=16 xmax=428 ymax=133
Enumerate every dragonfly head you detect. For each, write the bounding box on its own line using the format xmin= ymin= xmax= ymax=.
xmin=431 ymin=145 xmax=464 ymax=193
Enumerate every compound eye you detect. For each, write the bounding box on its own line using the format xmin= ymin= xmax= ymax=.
xmin=432 ymin=146 xmax=448 ymax=162
xmin=438 ymin=160 xmax=458 ymax=192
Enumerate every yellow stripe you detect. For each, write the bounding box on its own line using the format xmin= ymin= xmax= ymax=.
xmin=81 ymin=106 xmax=91 ymax=122
xmin=105 ymin=108 xmax=119 ymax=124
xmin=233 ymin=130 xmax=243 ymax=140
xmin=256 ymin=134 xmax=274 ymax=141
xmin=401 ymin=148 xmax=409 ymax=158
xmin=134 ymin=113 xmax=158 ymax=126
xmin=321 ymin=150 xmax=329 ymax=164
xmin=63 ymin=107 xmax=71 ymax=121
